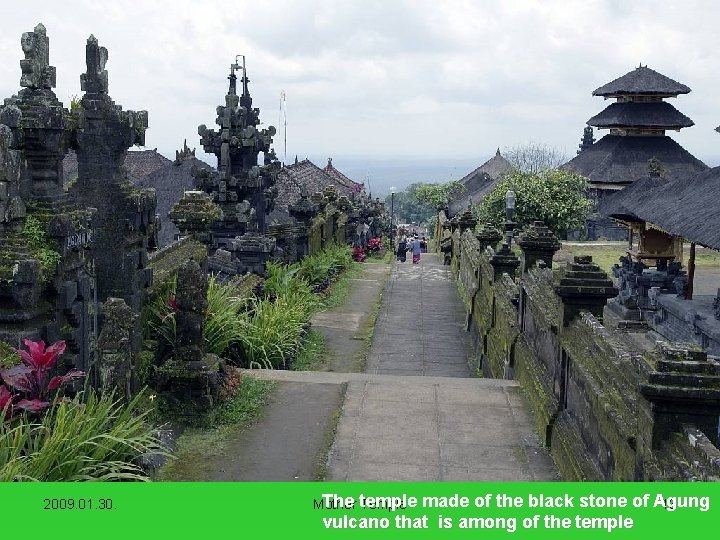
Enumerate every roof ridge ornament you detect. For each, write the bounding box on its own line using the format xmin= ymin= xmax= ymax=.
xmin=647 ymin=157 xmax=665 ymax=178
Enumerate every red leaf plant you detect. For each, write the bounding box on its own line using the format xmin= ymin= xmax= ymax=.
xmin=0 ymin=385 xmax=17 ymax=420
xmin=366 ymin=237 xmax=382 ymax=252
xmin=352 ymin=247 xmax=367 ymax=263
xmin=0 ymin=339 xmax=84 ymax=417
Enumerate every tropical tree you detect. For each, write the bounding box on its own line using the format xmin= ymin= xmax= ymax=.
xmin=385 ymin=180 xmax=464 ymax=228
xmin=475 ymin=169 xmax=592 ymax=237
xmin=414 ymin=180 xmax=464 ymax=209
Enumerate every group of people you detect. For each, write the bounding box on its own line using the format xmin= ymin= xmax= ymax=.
xmin=396 ymin=234 xmax=427 ymax=265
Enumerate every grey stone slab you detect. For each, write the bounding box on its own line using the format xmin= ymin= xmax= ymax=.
xmin=352 ymin=437 xmax=440 ymax=466
xmin=440 ymin=442 xmax=531 ymax=471
xmin=348 ymin=461 xmax=440 ymax=481
xmin=438 ymin=422 xmax=524 ymax=446
xmin=425 ymin=356 xmax=471 ymax=366
xmin=441 ymin=465 xmax=535 ymax=482
xmin=438 ymin=403 xmax=519 ymax=426
xmin=375 ymin=368 xmax=426 ymax=376
xmin=377 ymin=359 xmax=426 ymax=371
xmin=359 ymin=398 xmax=437 ymax=419
xmin=362 ymin=382 xmax=437 ymax=403
xmin=353 ymin=416 xmax=438 ymax=441
xmin=436 ymin=386 xmax=509 ymax=406
xmin=323 ymin=254 xmax=559 ymax=482
xmin=424 ymin=365 xmax=472 ymax=377
xmin=526 ymin=449 xmax=562 ymax=481
xmin=206 ymin=381 xmax=344 ymax=481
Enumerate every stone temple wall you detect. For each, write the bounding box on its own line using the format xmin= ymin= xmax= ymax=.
xmin=450 ymin=226 xmax=720 ymax=481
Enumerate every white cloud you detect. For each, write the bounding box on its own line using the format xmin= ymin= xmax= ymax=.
xmin=0 ymin=0 xmax=719 ymax=166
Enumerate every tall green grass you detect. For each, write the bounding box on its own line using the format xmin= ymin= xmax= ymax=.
xmin=143 ymin=245 xmax=355 ymax=369
xmin=0 ymin=389 xmax=167 ymax=481
xmin=143 ymin=274 xmax=246 ymax=359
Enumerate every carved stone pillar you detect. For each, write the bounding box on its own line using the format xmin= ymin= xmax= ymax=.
xmin=555 ymin=256 xmax=618 ymax=326
xmin=518 ymin=220 xmax=562 ymax=273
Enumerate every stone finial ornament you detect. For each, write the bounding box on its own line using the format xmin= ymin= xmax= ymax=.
xmin=20 ymin=23 xmax=56 ymax=90
xmin=80 ymin=35 xmax=108 ymax=94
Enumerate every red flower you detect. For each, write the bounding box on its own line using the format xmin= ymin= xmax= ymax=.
xmin=168 ymin=297 xmax=178 ymax=312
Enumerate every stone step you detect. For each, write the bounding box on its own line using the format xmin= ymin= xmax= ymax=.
xmin=648 ymin=371 xmax=720 ymax=388
xmin=240 ymin=368 xmax=517 ymax=387
xmin=656 ymin=359 xmax=720 ymax=375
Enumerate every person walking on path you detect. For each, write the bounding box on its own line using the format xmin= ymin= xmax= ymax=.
xmin=396 ymin=235 xmax=407 ymax=262
xmin=411 ymin=234 xmax=422 ymax=264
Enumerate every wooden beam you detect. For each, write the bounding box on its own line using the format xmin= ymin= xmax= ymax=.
xmin=687 ymin=242 xmax=696 ymax=300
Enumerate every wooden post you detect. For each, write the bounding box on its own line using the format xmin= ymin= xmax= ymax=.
xmin=687 ymin=242 xmax=696 ymax=300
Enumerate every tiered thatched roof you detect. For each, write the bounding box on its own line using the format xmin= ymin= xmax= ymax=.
xmin=587 ymin=102 xmax=694 ymax=130
xmin=563 ymin=135 xmax=706 ymax=186
xmin=592 ymin=66 xmax=691 ymax=97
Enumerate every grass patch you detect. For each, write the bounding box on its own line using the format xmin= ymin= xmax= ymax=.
xmin=352 ymin=280 xmax=386 ymax=372
xmin=313 ymin=383 xmax=346 ymax=481
xmin=214 ymin=376 xmax=276 ymax=426
xmin=366 ymin=249 xmax=393 ymax=264
xmin=157 ymin=375 xmax=275 ymax=481
xmin=319 ymin=263 xmax=362 ymax=309
xmin=291 ymin=329 xmax=328 ymax=371
xmin=557 ymin=242 xmax=720 ymax=274
xmin=556 ymin=244 xmax=623 ymax=274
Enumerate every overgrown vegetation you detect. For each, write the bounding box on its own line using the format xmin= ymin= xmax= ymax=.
xmin=0 ymin=339 xmax=166 ymax=482
xmin=414 ymin=180 xmax=465 ymax=209
xmin=143 ymin=274 xmax=248 ymax=360
xmin=22 ymin=215 xmax=61 ymax=283
xmin=236 ymin=245 xmax=354 ymax=369
xmin=0 ymin=341 xmax=20 ymax=369
xmin=213 ymin=374 xmax=276 ymax=427
xmin=143 ymin=244 xmax=356 ymax=370
xmin=476 ymin=169 xmax=593 ymax=238
xmin=157 ymin=374 xmax=274 ymax=481
xmin=291 ymin=329 xmax=328 ymax=371
xmin=0 ymin=389 xmax=167 ymax=481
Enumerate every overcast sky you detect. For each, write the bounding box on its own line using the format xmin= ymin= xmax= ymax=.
xmin=2 ymin=0 xmax=720 ymax=171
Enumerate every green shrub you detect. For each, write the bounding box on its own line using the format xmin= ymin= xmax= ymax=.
xmin=297 ymin=245 xmax=352 ymax=286
xmin=143 ymin=274 xmax=246 ymax=359
xmin=0 ymin=389 xmax=167 ymax=481
xmin=0 ymin=341 xmax=20 ymax=369
xmin=22 ymin=215 xmax=61 ymax=283
xmin=235 ymin=296 xmax=309 ymax=369
xmin=204 ymin=275 xmax=246 ymax=355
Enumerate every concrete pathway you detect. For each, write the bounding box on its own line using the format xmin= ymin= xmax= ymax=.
xmin=325 ymin=254 xmax=558 ymax=481
xmin=367 ymin=256 xmax=472 ymax=377
xmin=312 ymin=264 xmax=390 ymax=372
xmin=239 ymin=254 xmax=559 ymax=481
xmin=208 ymin=381 xmax=344 ymax=481
xmin=246 ymin=370 xmax=557 ymax=481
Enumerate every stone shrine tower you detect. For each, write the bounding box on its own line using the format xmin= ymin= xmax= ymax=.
xmin=72 ymin=35 xmax=155 ymax=312
xmin=0 ymin=25 xmax=95 ymax=374
xmin=193 ymin=57 xmax=280 ymax=275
